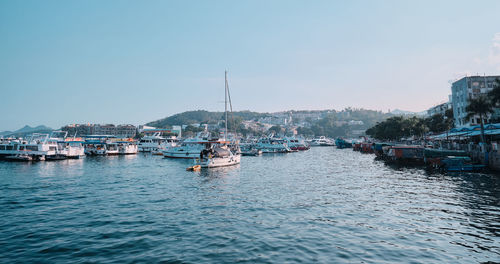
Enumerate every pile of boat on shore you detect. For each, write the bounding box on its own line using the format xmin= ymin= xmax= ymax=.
xmin=0 ymin=132 xmax=337 ymax=166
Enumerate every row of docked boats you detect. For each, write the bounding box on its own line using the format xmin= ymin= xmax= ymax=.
xmin=0 ymin=131 xmax=336 ymax=163
xmin=139 ymin=134 xmax=324 ymax=156
xmin=345 ymin=140 xmax=485 ymax=173
xmin=83 ymin=135 xmax=138 ymax=155
xmin=0 ymin=132 xmax=85 ymax=161
xmin=0 ymin=132 xmax=139 ymax=161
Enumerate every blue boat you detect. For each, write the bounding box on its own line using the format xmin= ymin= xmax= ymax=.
xmin=441 ymin=156 xmax=485 ymax=172
xmin=335 ymin=138 xmax=352 ymax=149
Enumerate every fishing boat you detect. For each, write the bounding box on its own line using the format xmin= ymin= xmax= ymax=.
xmin=198 ymin=71 xmax=241 ymax=168
xmin=385 ymin=145 xmax=425 ymax=165
xmin=440 ymin=156 xmax=485 ymax=172
xmin=335 ymin=138 xmax=352 ymax=149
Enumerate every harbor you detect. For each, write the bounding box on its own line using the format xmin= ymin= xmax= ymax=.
xmin=1 ymin=147 xmax=498 ymax=263
xmin=2 ymin=0 xmax=500 ymax=263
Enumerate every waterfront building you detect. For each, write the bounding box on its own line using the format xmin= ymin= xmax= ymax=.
xmin=451 ymin=75 xmax=500 ymax=127
xmin=426 ymin=102 xmax=451 ymax=117
xmin=138 ymin=125 xmax=182 ymax=137
xmin=62 ymin=124 xmax=137 ymax=137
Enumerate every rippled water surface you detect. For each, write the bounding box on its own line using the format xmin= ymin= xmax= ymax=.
xmin=0 ymin=148 xmax=499 ymax=263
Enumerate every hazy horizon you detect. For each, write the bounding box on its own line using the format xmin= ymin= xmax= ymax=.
xmin=2 ymin=0 xmax=500 ymax=131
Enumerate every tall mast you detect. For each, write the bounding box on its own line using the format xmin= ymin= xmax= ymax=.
xmin=225 ymin=70 xmax=228 ymax=141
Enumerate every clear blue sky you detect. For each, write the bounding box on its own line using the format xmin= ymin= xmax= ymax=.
xmin=1 ymin=0 xmax=500 ymax=130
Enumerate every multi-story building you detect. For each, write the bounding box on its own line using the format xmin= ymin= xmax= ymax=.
xmin=451 ymin=75 xmax=500 ymax=127
xmin=115 ymin=125 xmax=137 ymax=137
xmin=93 ymin=124 xmax=117 ymax=135
xmin=426 ymin=102 xmax=451 ymax=117
xmin=61 ymin=124 xmax=137 ymax=137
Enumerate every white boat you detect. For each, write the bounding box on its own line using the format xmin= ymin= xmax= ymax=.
xmin=255 ymin=137 xmax=291 ymax=153
xmin=152 ymin=136 xmax=179 ymax=155
xmin=197 ymin=71 xmax=241 ymax=168
xmin=84 ymin=135 xmax=115 ymax=156
xmin=106 ymin=142 xmax=120 ymax=155
xmin=0 ymin=134 xmax=57 ymax=161
xmin=199 ymin=143 xmax=241 ymax=168
xmin=162 ymin=133 xmax=212 ymax=159
xmin=284 ymin=136 xmax=310 ymax=151
xmin=310 ymin=136 xmax=335 ymax=146
xmin=64 ymin=141 xmax=86 ymax=158
xmin=46 ymin=131 xmax=85 ymax=160
xmin=117 ymin=141 xmax=138 ymax=155
xmin=138 ymin=133 xmax=166 ymax=152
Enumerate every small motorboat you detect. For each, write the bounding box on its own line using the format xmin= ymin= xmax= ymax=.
xmin=240 ymin=148 xmax=262 ymax=156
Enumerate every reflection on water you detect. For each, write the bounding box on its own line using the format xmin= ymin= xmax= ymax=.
xmin=0 ymin=148 xmax=498 ymax=263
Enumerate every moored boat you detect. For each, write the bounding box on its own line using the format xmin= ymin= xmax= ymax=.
xmin=138 ymin=133 xmax=166 ymax=152
xmin=284 ymin=137 xmax=310 ymax=151
xmin=255 ymin=137 xmax=291 ymax=153
xmin=240 ymin=144 xmax=262 ymax=156
xmin=163 ymin=133 xmax=213 ymax=159
xmin=84 ymin=135 xmax=115 ymax=156
xmin=440 ymin=156 xmax=485 ymax=172
xmin=197 ymin=71 xmax=241 ymax=168
xmin=0 ymin=134 xmax=56 ymax=161
xmin=335 ymin=138 xmax=352 ymax=149
xmin=311 ymin=136 xmax=335 ymax=146
xmin=116 ymin=140 xmax=138 ymax=155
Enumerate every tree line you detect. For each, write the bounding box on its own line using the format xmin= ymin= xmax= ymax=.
xmin=365 ymin=110 xmax=453 ymax=141
xmin=366 ymin=78 xmax=500 ymax=142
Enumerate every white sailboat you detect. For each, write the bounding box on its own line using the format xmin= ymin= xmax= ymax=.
xmin=198 ymin=71 xmax=241 ymax=168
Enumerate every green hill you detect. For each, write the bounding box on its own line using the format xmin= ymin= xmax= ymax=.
xmin=146 ymin=110 xmax=268 ymax=128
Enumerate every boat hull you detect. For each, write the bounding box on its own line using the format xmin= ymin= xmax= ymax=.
xmin=163 ymin=152 xmax=200 ymax=159
xmin=199 ymin=155 xmax=241 ymax=168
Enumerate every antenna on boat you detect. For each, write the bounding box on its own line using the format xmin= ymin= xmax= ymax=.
xmin=225 ymin=70 xmax=228 ymax=141
xmin=224 ymin=70 xmax=236 ymax=139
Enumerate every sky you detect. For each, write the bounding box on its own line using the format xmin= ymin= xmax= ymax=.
xmin=1 ymin=0 xmax=500 ymax=131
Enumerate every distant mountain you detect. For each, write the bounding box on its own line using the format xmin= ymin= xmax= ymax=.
xmin=0 ymin=130 xmax=13 ymax=136
xmin=0 ymin=125 xmax=53 ymax=137
xmin=146 ymin=110 xmax=268 ymax=128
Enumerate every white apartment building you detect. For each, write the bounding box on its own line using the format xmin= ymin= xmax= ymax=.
xmin=426 ymin=102 xmax=451 ymax=117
